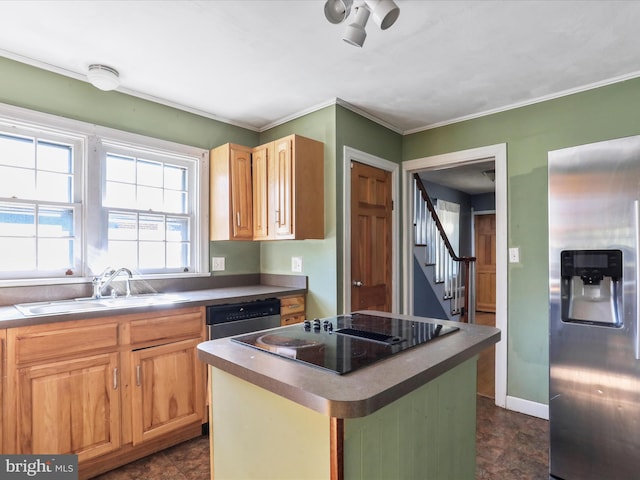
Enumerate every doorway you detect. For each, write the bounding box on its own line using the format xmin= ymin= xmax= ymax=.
xmin=402 ymin=144 xmax=507 ymax=408
xmin=474 ymin=212 xmax=496 ymax=398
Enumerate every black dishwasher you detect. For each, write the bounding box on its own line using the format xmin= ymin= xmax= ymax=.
xmin=206 ymin=298 xmax=281 ymax=339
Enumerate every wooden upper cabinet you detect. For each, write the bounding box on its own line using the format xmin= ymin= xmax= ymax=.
xmin=274 ymin=137 xmax=294 ymax=237
xmin=252 ymin=142 xmax=273 ymax=240
xmin=213 ymin=135 xmax=324 ymax=241
xmin=210 ymin=143 xmax=253 ymax=240
xmin=257 ymin=135 xmax=324 ymax=240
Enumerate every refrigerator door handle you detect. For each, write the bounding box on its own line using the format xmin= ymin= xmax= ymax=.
xmin=635 ymin=200 xmax=640 ymax=360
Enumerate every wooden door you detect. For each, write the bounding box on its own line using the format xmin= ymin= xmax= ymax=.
xmin=274 ymin=137 xmax=293 ymax=237
xmin=230 ymin=145 xmax=253 ymax=239
xmin=16 ymin=352 xmax=121 ymax=460
xmin=350 ymin=162 xmax=392 ymax=312
xmin=252 ymin=143 xmax=272 ymax=240
xmin=475 ymin=213 xmax=496 ymax=397
xmin=475 ymin=213 xmax=496 ymax=313
xmin=131 ymin=338 xmax=203 ymax=445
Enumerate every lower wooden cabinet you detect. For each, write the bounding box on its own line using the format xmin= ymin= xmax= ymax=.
xmin=280 ymin=294 xmax=306 ymax=326
xmin=3 ymin=307 xmax=206 ymax=479
xmin=16 ymin=352 xmax=121 ymax=461
xmin=131 ymin=337 xmax=204 ymax=445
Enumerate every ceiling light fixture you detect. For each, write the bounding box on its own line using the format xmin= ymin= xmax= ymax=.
xmin=482 ymin=170 xmax=496 ymax=182
xmin=324 ymin=0 xmax=399 ymax=47
xmin=87 ymin=64 xmax=120 ymax=91
xmin=324 ymin=0 xmax=353 ymax=24
xmin=366 ymin=0 xmax=400 ymax=30
xmin=342 ymin=5 xmax=370 ymax=47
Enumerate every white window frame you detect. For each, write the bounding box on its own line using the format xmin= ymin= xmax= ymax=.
xmin=0 ymin=103 xmax=209 ymax=286
xmin=0 ymin=121 xmax=85 ymax=279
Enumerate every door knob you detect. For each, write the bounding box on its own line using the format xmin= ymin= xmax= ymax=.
xmin=352 ymin=280 xmax=363 ymax=287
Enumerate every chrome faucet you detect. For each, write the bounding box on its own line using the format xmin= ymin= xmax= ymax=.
xmin=92 ymin=267 xmax=133 ymax=299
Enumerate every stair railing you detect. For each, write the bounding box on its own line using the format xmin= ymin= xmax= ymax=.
xmin=413 ymin=173 xmax=476 ymax=323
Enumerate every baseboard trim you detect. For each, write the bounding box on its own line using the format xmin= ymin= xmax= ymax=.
xmin=506 ymin=395 xmax=549 ymax=420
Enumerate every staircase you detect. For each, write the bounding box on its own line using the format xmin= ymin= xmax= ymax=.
xmin=413 ymin=174 xmax=476 ymax=323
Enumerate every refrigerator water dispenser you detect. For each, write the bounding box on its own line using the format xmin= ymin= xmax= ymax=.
xmin=560 ymin=250 xmax=622 ymax=326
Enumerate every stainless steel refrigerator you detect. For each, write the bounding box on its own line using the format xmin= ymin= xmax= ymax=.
xmin=549 ymin=135 xmax=640 ymax=479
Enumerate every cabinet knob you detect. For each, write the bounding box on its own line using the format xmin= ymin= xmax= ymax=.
xmin=352 ymin=280 xmax=364 ymax=287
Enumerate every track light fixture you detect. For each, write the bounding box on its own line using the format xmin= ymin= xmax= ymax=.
xmin=324 ymin=0 xmax=353 ymax=24
xmin=342 ymin=4 xmax=370 ymax=47
xmin=324 ymin=0 xmax=400 ymax=47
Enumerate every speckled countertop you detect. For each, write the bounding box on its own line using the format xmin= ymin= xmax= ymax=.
xmin=197 ymin=310 xmax=500 ymax=419
xmin=0 ymin=281 xmax=306 ymax=328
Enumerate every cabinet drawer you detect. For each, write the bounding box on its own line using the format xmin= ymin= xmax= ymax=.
xmin=281 ymin=314 xmax=305 ymax=326
xmin=12 ymin=320 xmax=119 ymax=365
xmin=129 ymin=308 xmax=203 ymax=347
xmin=280 ymin=296 xmax=305 ymax=315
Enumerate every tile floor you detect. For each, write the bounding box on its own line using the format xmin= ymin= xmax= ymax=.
xmin=476 ymin=395 xmax=549 ymax=479
xmin=93 ymin=395 xmax=549 ymax=480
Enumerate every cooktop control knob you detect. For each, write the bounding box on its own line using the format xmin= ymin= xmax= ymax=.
xmin=323 ymin=319 xmax=331 ymax=331
xmin=313 ymin=318 xmax=321 ymax=330
xmin=303 ymin=320 xmax=311 ymax=331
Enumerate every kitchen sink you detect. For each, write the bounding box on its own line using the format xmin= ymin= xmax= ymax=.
xmin=15 ymin=293 xmax=187 ymax=317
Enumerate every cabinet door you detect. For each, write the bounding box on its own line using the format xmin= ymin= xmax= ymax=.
xmin=252 ymin=143 xmax=271 ymax=240
xmin=274 ymin=137 xmax=294 ymax=238
xmin=16 ymin=352 xmax=121 ymax=461
xmin=230 ymin=146 xmax=254 ymax=240
xmin=131 ymin=338 xmax=204 ymax=445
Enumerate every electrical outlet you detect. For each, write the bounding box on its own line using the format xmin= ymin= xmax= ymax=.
xmin=509 ymin=247 xmax=520 ymax=264
xmin=291 ymin=256 xmax=303 ymax=273
xmin=212 ymin=256 xmax=226 ymax=271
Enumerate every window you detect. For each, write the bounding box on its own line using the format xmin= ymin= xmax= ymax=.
xmin=100 ymin=145 xmax=196 ymax=274
xmin=0 ymin=130 xmax=82 ymax=278
xmin=436 ymin=199 xmax=460 ymax=254
xmin=0 ymin=105 xmax=208 ymax=282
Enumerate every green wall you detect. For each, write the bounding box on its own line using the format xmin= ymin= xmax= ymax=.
xmin=0 ymin=57 xmax=258 ymax=149
xmin=258 ymin=106 xmax=338 ymax=319
xmin=335 ymin=106 xmax=403 ymax=312
xmin=404 ymin=77 xmax=640 ymax=404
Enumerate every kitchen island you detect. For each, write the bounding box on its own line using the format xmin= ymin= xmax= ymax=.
xmin=197 ymin=310 xmax=500 ymax=480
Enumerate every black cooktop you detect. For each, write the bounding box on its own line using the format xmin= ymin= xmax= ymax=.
xmin=230 ymin=313 xmax=459 ymax=375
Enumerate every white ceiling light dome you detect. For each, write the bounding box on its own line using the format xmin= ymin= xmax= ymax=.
xmin=87 ymin=64 xmax=120 ymax=91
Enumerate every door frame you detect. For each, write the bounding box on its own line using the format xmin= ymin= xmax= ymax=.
xmin=402 ymin=143 xmax=508 ymax=408
xmin=343 ymin=146 xmax=400 ymax=314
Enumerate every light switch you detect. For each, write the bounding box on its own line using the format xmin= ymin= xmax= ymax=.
xmin=509 ymin=247 xmax=520 ymax=264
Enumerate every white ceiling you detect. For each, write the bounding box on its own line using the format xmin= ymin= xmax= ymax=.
xmin=420 ymin=160 xmax=496 ymax=195
xmin=1 ymin=0 xmax=640 ymax=135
